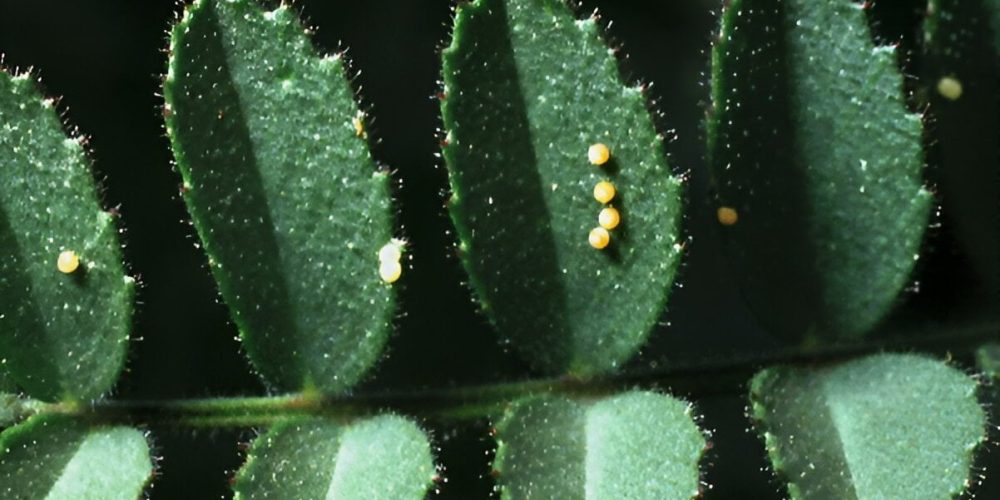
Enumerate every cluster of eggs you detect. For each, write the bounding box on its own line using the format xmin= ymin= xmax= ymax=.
xmin=378 ymin=240 xmax=404 ymax=284
xmin=586 ymin=143 xmax=620 ymax=250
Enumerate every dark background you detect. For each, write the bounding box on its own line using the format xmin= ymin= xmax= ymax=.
xmin=0 ymin=0 xmax=996 ymax=498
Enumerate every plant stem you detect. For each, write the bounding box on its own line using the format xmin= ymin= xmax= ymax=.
xmin=8 ymin=318 xmax=999 ymax=429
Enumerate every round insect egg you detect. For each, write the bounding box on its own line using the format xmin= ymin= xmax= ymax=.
xmin=379 ymin=259 xmax=403 ymax=284
xmin=378 ymin=241 xmax=402 ymax=263
xmin=717 ymin=206 xmax=739 ymax=226
xmin=593 ymin=181 xmax=616 ymax=204
xmin=589 ymin=227 xmax=611 ymax=250
xmin=588 ymin=143 xmax=611 ymax=166
xmin=598 ymin=207 xmax=621 ymax=230
xmin=57 ymin=250 xmax=80 ymax=274
xmin=937 ymin=76 xmax=963 ymax=101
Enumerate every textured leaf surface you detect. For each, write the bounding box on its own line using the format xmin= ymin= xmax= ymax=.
xmin=708 ymin=0 xmax=931 ymax=341
xmin=750 ymin=353 xmax=985 ymax=499
xmin=0 ymin=70 xmax=134 ymax=401
xmin=441 ymin=0 xmax=683 ymax=376
xmin=925 ymin=0 xmax=1000 ymax=287
xmin=233 ymin=415 xmax=435 ymax=500
xmin=0 ymin=414 xmax=152 ymax=500
xmin=165 ymin=0 xmax=396 ymax=392
xmin=494 ymin=391 xmax=704 ymax=499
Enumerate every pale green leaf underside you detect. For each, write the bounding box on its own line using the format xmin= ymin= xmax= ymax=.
xmin=441 ymin=0 xmax=683 ymax=376
xmin=233 ymin=415 xmax=435 ymax=500
xmin=0 ymin=70 xmax=133 ymax=402
xmin=0 ymin=414 xmax=152 ymax=500
xmin=708 ymin=0 xmax=930 ymax=341
xmin=494 ymin=391 xmax=704 ymax=499
xmin=750 ymin=353 xmax=985 ymax=499
xmin=165 ymin=0 xmax=396 ymax=393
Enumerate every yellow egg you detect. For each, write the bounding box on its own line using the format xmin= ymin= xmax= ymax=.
xmin=599 ymin=207 xmax=621 ymax=230
xmin=379 ymin=260 xmax=402 ymax=283
xmin=588 ymin=143 xmax=611 ymax=166
xmin=378 ymin=241 xmax=402 ymax=263
xmin=937 ymin=76 xmax=962 ymax=101
xmin=717 ymin=206 xmax=739 ymax=226
xmin=57 ymin=250 xmax=80 ymax=274
xmin=589 ymin=227 xmax=610 ymax=250
xmin=593 ymin=181 xmax=616 ymax=204
xmin=353 ymin=114 xmax=366 ymax=138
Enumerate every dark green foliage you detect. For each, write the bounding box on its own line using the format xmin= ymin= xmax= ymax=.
xmin=441 ymin=0 xmax=684 ymax=376
xmin=493 ymin=391 xmax=704 ymax=499
xmin=925 ymin=0 xmax=1000 ymax=289
xmin=165 ymin=0 xmax=397 ymax=393
xmin=0 ymin=2 xmax=996 ymax=498
xmin=750 ymin=353 xmax=985 ymax=499
xmin=708 ymin=0 xmax=932 ymax=342
xmin=0 ymin=414 xmax=152 ymax=499
xmin=233 ymin=415 xmax=435 ymax=499
xmin=0 ymin=70 xmax=134 ymax=402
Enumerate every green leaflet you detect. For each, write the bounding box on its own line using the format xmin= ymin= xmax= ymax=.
xmin=441 ymin=0 xmax=683 ymax=376
xmin=708 ymin=0 xmax=931 ymax=341
xmin=233 ymin=415 xmax=435 ymax=500
xmin=750 ymin=353 xmax=985 ymax=499
xmin=0 ymin=70 xmax=134 ymax=402
xmin=0 ymin=414 xmax=153 ymax=500
xmin=925 ymin=0 xmax=1000 ymax=289
xmin=165 ymin=0 xmax=397 ymax=393
xmin=493 ymin=391 xmax=705 ymax=499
